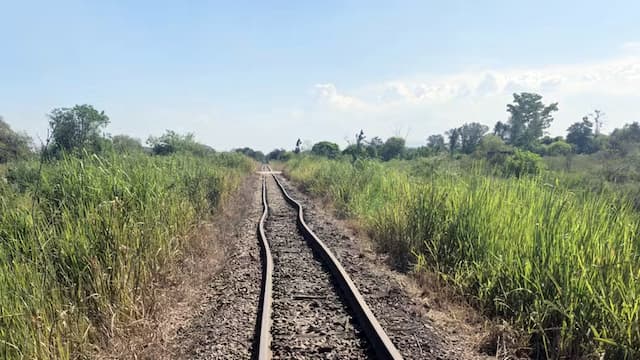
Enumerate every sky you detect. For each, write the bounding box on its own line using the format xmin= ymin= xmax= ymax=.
xmin=1 ymin=0 xmax=639 ymax=152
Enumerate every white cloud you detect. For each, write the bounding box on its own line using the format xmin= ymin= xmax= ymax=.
xmin=308 ymin=53 xmax=640 ymax=145
xmin=312 ymin=83 xmax=368 ymax=110
xmin=313 ymin=55 xmax=640 ymax=109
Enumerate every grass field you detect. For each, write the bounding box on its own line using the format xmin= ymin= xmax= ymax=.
xmin=0 ymin=151 xmax=252 ymax=359
xmin=285 ymin=155 xmax=640 ymax=359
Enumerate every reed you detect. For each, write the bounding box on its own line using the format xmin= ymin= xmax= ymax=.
xmin=286 ymin=155 xmax=640 ymax=359
xmin=0 ymin=151 xmax=252 ymax=358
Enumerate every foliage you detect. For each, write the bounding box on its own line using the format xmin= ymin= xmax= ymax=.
xmin=504 ymin=92 xmax=559 ymax=149
xmin=285 ymin=155 xmax=640 ymax=359
xmin=459 ymin=122 xmax=489 ymax=154
xmin=446 ymin=127 xmax=461 ymax=154
xmin=234 ymin=147 xmax=266 ymax=162
xmin=0 ymin=152 xmax=252 ymax=358
xmin=380 ymin=137 xmax=406 ymax=161
xmin=545 ymin=140 xmax=572 ymax=156
xmin=503 ymin=149 xmax=545 ymax=177
xmin=311 ymin=141 xmax=340 ymax=159
xmin=366 ymin=136 xmax=384 ymax=158
xmin=266 ymin=148 xmax=290 ymax=161
xmin=566 ymin=117 xmax=597 ymax=154
xmin=609 ymin=122 xmax=640 ymax=156
xmin=474 ymin=134 xmax=513 ymax=167
xmin=147 ymin=130 xmax=213 ymax=156
xmin=0 ymin=117 xmax=32 ymax=163
xmin=111 ymin=134 xmax=144 ymax=153
xmin=47 ymin=105 xmax=110 ymax=156
xmin=426 ymin=134 xmax=446 ymax=154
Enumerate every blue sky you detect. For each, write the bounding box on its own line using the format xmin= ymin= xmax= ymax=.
xmin=1 ymin=1 xmax=639 ymax=151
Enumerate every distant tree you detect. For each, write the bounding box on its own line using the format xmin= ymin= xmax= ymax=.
xmin=459 ymin=122 xmax=489 ymax=154
xmin=505 ymin=93 xmax=558 ymax=149
xmin=112 ymin=134 xmax=143 ymax=153
xmin=591 ymin=109 xmax=605 ymax=136
xmin=608 ymin=122 xmax=640 ymax=155
xmin=234 ymin=147 xmax=266 ymax=162
xmin=365 ymin=136 xmax=384 ymax=158
xmin=546 ymin=140 xmax=573 ymax=156
xmin=294 ymin=138 xmax=302 ymax=154
xmin=380 ymin=137 xmax=406 ymax=161
xmin=566 ymin=116 xmax=597 ymax=154
xmin=426 ymin=134 xmax=446 ymax=154
xmin=0 ymin=117 xmax=32 ymax=163
xmin=48 ymin=104 xmax=110 ymax=155
xmin=147 ymin=130 xmax=213 ymax=156
xmin=503 ymin=149 xmax=545 ymax=178
xmin=346 ymin=130 xmax=367 ymax=162
xmin=311 ymin=141 xmax=340 ymax=159
xmin=266 ymin=148 xmax=290 ymax=162
xmin=446 ymin=128 xmax=461 ymax=155
xmin=540 ymin=136 xmax=554 ymax=145
xmin=475 ymin=134 xmax=509 ymax=154
xmin=474 ymin=135 xmax=513 ymax=165
xmin=493 ymin=121 xmax=510 ymax=141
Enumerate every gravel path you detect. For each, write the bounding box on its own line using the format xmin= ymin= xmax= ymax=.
xmin=276 ymin=174 xmax=489 ymax=360
xmin=265 ymin=175 xmax=373 ymax=359
xmin=173 ymin=175 xmax=263 ymax=359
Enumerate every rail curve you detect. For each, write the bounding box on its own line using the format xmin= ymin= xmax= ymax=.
xmin=255 ymin=166 xmax=403 ymax=359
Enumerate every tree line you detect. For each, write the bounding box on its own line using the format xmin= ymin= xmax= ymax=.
xmin=260 ymin=92 xmax=639 ymax=168
xmin=0 ymin=105 xmax=222 ymax=163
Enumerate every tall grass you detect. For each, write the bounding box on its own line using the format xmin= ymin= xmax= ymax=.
xmin=0 ymin=152 xmax=252 ymax=359
xmin=285 ymin=156 xmax=640 ymax=359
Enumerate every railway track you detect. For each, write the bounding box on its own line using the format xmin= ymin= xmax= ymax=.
xmin=255 ymin=166 xmax=403 ymax=359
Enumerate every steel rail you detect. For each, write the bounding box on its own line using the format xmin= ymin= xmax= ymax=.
xmin=256 ymin=174 xmax=273 ymax=359
xmin=264 ymin=170 xmax=403 ymax=360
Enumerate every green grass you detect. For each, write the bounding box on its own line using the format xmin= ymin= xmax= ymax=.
xmin=0 ymin=151 xmax=253 ymax=359
xmin=285 ymin=155 xmax=640 ymax=359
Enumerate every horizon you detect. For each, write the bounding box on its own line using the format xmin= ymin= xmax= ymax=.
xmin=2 ymin=1 xmax=639 ymax=152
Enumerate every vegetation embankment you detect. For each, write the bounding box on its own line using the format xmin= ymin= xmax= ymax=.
xmin=278 ymin=93 xmax=640 ymax=359
xmin=285 ymin=156 xmax=638 ymax=359
xmin=0 ymin=106 xmax=254 ymax=358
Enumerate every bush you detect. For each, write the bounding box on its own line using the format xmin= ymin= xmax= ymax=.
xmin=503 ymin=149 xmax=545 ymax=178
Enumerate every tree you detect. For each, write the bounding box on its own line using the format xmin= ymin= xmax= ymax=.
xmin=503 ymin=149 xmax=545 ymax=178
xmin=266 ymin=148 xmax=290 ymax=162
xmin=112 ymin=134 xmax=143 ymax=153
xmin=493 ymin=121 xmax=510 ymax=141
xmin=311 ymin=141 xmax=340 ymax=159
xmin=234 ymin=147 xmax=266 ymax=162
xmin=365 ymin=136 xmax=384 ymax=158
xmin=459 ymin=122 xmax=489 ymax=154
xmin=48 ymin=104 xmax=110 ymax=155
xmin=346 ymin=130 xmax=367 ymax=162
xmin=505 ymin=93 xmax=558 ymax=149
xmin=608 ymin=122 xmax=640 ymax=155
xmin=147 ymin=130 xmax=213 ymax=156
xmin=566 ymin=117 xmax=596 ymax=154
xmin=591 ymin=109 xmax=605 ymax=136
xmin=426 ymin=134 xmax=446 ymax=154
xmin=446 ymin=128 xmax=461 ymax=155
xmin=380 ymin=137 xmax=406 ymax=161
xmin=546 ymin=140 xmax=572 ymax=156
xmin=0 ymin=117 xmax=32 ymax=163
xmin=294 ymin=138 xmax=302 ymax=154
